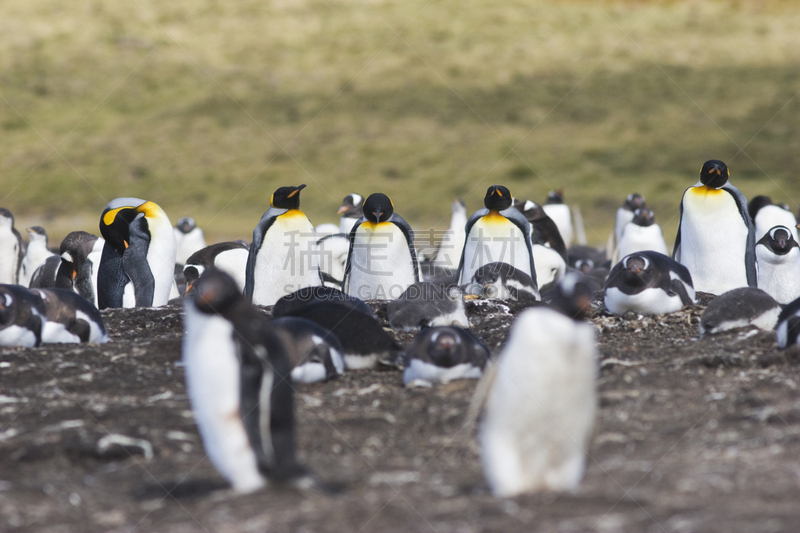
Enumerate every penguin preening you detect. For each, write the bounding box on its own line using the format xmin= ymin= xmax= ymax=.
xmin=245 ymin=184 xmax=321 ymax=307
xmin=19 ymin=227 xmax=56 ymax=288
xmin=479 ymin=305 xmax=597 ymax=496
xmin=0 ymin=209 xmax=25 ymax=285
xmin=458 ymin=185 xmax=537 ymax=290
xmin=673 ymin=160 xmax=756 ymax=295
xmin=182 ymin=269 xmax=310 ymax=492
xmin=97 ymin=198 xmax=177 ymax=309
xmin=755 ymin=225 xmax=800 ymax=304
xmin=174 ymin=217 xmax=207 ymax=266
xmin=343 ymin=193 xmax=419 ymax=301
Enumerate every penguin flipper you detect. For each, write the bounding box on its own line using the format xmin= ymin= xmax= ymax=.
xmin=673 ymin=191 xmax=686 ymax=262
xmin=341 ymin=218 xmax=365 ymax=293
xmin=500 ymin=207 xmax=538 ymax=290
xmin=388 ymin=214 xmax=420 ymax=283
xmin=123 ymin=216 xmax=155 ymax=307
xmin=722 ymin=183 xmax=758 ymax=288
xmin=667 ymin=278 xmax=694 ymax=307
xmin=457 ymin=209 xmax=488 ymax=283
xmin=244 ymin=209 xmax=281 ymax=300
xmin=67 ymin=319 xmax=92 ymax=343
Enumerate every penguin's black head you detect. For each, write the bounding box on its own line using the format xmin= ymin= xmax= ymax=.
xmin=99 ymin=198 xmax=150 ymax=250
xmin=623 ymin=193 xmax=645 ymax=212
xmin=191 ymin=268 xmax=243 ymax=315
xmin=363 ymin=193 xmax=394 ymax=223
xmin=177 ymin=217 xmax=196 ymax=234
xmin=747 ymin=195 xmax=773 ymax=222
xmin=631 ymin=207 xmax=656 ymax=227
xmin=426 ymin=328 xmax=462 ymax=368
xmin=545 ymin=190 xmax=565 ymax=205
xmin=484 ymin=185 xmax=512 ymax=211
xmin=271 ymin=184 xmax=306 ymax=210
xmin=758 ymin=226 xmax=799 ymax=255
xmin=337 ymin=193 xmax=364 ymax=217
xmin=182 ymin=265 xmax=203 ymax=295
xmin=576 ymin=259 xmax=595 ymax=274
xmin=700 ymin=160 xmax=729 ymax=188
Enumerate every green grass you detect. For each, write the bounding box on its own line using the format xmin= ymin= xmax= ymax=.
xmin=2 ymin=0 xmax=800 ymax=245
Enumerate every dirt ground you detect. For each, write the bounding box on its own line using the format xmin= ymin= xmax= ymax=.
xmin=2 ymin=293 xmax=800 ymax=533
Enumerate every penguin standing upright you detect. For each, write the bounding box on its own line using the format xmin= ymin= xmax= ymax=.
xmin=542 ymin=191 xmax=575 ymax=247
xmin=748 ymin=196 xmax=798 ymax=241
xmin=616 ymin=207 xmax=668 ymax=263
xmin=429 ymin=199 xmax=468 ymax=271
xmin=673 ymin=160 xmax=756 ymax=295
xmin=183 ymin=269 xmax=309 ymax=492
xmin=755 ymin=225 xmax=800 ymax=304
xmin=174 ymin=217 xmax=207 ymax=266
xmin=610 ymin=193 xmax=646 ymax=254
xmin=0 ymin=209 xmax=25 ymax=284
xmin=245 ymin=185 xmax=321 ymax=307
xmin=337 ymin=193 xmax=364 ymax=235
xmin=458 ymin=185 xmax=536 ymax=288
xmin=97 ymin=198 xmax=177 ymax=309
xmin=343 ymin=193 xmax=419 ymax=301
xmin=19 ymin=227 xmax=56 ymax=288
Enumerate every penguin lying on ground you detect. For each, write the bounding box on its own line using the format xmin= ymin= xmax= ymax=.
xmin=19 ymin=227 xmax=56 ymax=288
xmin=776 ymin=297 xmax=800 ymax=349
xmin=699 ymin=287 xmax=781 ymax=336
xmin=463 ymin=262 xmax=539 ymax=303
xmin=30 ymin=288 xmax=108 ymax=344
xmin=174 ymin=217 xmax=207 ymax=266
xmin=182 ymin=269 xmax=312 ymax=493
xmin=403 ymin=326 xmax=489 ymax=386
xmin=0 ymin=284 xmax=46 ymax=347
xmin=755 ymin=225 xmax=800 ymax=304
xmin=604 ymin=251 xmax=695 ymax=316
xmin=183 ymin=241 xmax=249 ymax=295
xmin=271 ymin=317 xmax=344 ymax=383
xmin=273 ymin=286 xmax=376 ymax=319
xmin=387 ymin=282 xmax=468 ymax=331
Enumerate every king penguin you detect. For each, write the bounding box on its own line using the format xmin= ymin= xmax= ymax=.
xmin=0 ymin=209 xmax=25 ymax=285
xmin=19 ymin=227 xmax=56 ymax=288
xmin=182 ymin=269 xmax=310 ymax=492
xmin=342 ymin=193 xmax=419 ymax=301
xmin=245 ymin=184 xmax=321 ymax=307
xmin=673 ymin=160 xmax=756 ymax=295
xmin=458 ymin=185 xmax=537 ymax=289
xmin=97 ymin=198 xmax=177 ymax=309
xmin=479 ymin=304 xmax=597 ymax=496
xmin=755 ymin=225 xmax=800 ymax=304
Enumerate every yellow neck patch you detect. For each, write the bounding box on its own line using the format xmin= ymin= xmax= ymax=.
xmin=481 ymin=210 xmax=508 ymax=224
xmin=279 ymin=209 xmax=306 ymax=219
xmin=361 ymin=220 xmax=391 ymax=231
xmin=689 ymin=185 xmax=724 ymax=197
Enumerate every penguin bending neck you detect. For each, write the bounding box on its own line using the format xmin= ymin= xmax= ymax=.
xmin=699 ymin=159 xmax=729 ymax=189
xmin=271 ymin=184 xmax=306 ymax=210
xmin=484 ymin=185 xmax=512 ymax=212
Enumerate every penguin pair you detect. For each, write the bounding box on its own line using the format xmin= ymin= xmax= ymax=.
xmin=342 ymin=193 xmax=419 ymax=301
xmin=98 ymin=198 xmax=177 ymax=309
xmin=673 ymin=160 xmax=756 ymax=295
xmin=245 ymin=185 xmax=321 ymax=307
xmin=458 ymin=185 xmax=538 ymax=298
xmin=0 ymin=284 xmax=107 ymax=347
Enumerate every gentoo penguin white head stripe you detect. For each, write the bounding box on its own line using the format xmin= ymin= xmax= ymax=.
xmin=402 ymin=326 xmax=489 ymax=386
xmin=30 ymin=288 xmax=108 ymax=343
xmin=0 ymin=284 xmax=46 ymax=347
xmin=757 ymin=226 xmax=799 ymax=255
xmin=337 ymin=193 xmax=364 ymax=235
xmin=699 ymin=287 xmax=781 ymax=336
xmin=183 ymin=269 xmax=309 ymax=491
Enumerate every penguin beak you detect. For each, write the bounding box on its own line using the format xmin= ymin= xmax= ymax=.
xmin=72 ymin=269 xmax=77 ymax=280
xmin=287 ymin=184 xmax=307 ymax=198
xmin=184 ymin=283 xmax=193 ymax=295
xmin=123 ymin=240 xmax=129 ymax=249
xmin=373 ymin=209 xmax=382 ymax=222
xmin=337 ymin=205 xmax=348 ymax=214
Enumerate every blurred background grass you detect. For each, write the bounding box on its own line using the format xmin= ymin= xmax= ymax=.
xmin=2 ymin=0 xmax=799 ymax=246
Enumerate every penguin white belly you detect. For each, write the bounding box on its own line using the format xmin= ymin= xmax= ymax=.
xmin=88 ymin=241 xmax=104 ymax=308
xmin=0 ymin=233 xmax=19 ymax=284
xmin=532 ymin=244 xmax=565 ymax=289
xmin=41 ymin=322 xmax=82 ymax=344
xmin=253 ymin=212 xmax=320 ymax=306
xmin=755 ymin=206 xmax=798 ymax=241
xmin=339 ymin=217 xmax=358 ymax=235
xmin=460 ymin=216 xmax=532 ymax=285
xmin=77 ymin=310 xmax=109 ymax=343
xmin=146 ymin=226 xmax=178 ymax=307
xmin=214 ymin=249 xmax=249 ymax=292
xmin=20 ymin=245 xmax=54 ymax=288
xmin=756 ymin=248 xmax=800 ymax=304
xmin=183 ymin=305 xmax=265 ymax=492
xmin=434 ymin=216 xmax=467 ymax=270
xmin=122 ymin=282 xmax=136 ymax=309
xmin=403 ymin=360 xmax=481 ymax=385
xmin=678 ymin=187 xmax=749 ymax=295
xmin=317 ymin=235 xmax=350 ymax=283
xmin=0 ymin=325 xmax=38 ymax=347
xmin=291 ymin=362 xmax=328 ymax=384
xmin=480 ymin=311 xmax=596 ymax=496
xmin=175 ymin=227 xmax=206 ymax=265
xmin=543 ymin=204 xmax=573 ymax=247
xmin=346 ymin=222 xmax=416 ymax=300
xmin=617 ymin=224 xmax=667 ymax=261
xmin=614 ymin=208 xmax=634 ymax=245
xmin=604 ymin=286 xmax=684 ymax=315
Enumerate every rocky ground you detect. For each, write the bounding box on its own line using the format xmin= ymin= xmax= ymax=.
xmin=2 ymin=294 xmax=800 ymax=533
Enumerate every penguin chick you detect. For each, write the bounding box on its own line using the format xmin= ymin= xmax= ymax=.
xmin=19 ymin=227 xmax=56 ymax=288
xmin=479 ymin=306 xmax=597 ymax=496
xmin=699 ymin=287 xmax=781 ymax=336
xmin=271 ymin=316 xmax=345 ymax=383
xmin=0 ymin=284 xmax=46 ymax=347
xmin=387 ymin=282 xmax=468 ymax=331
xmin=182 ymin=269 xmax=309 ymax=492
xmin=604 ymin=251 xmax=695 ymax=316
xmin=463 ymin=262 xmax=540 ymax=302
xmin=174 ymin=217 xmax=207 ymax=266
xmin=776 ymin=296 xmax=800 ymax=349
xmin=755 ymin=225 xmax=800 ymax=304
xmin=30 ymin=288 xmax=108 ymax=344
xmin=403 ymin=326 xmax=489 ymax=386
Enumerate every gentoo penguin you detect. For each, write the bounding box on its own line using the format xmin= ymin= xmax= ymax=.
xmin=97 ymin=198 xmax=177 ymax=309
xmin=610 ymin=193 xmax=646 ymax=254
xmin=748 ymin=196 xmax=798 ymax=241
xmin=514 ymin=200 xmax=568 ymax=262
xmin=315 ymin=233 xmax=350 ymax=289
xmin=343 ymin=193 xmax=419 ymax=301
xmin=182 ymin=269 xmax=309 ymax=492
xmin=479 ymin=305 xmax=597 ymax=496
xmin=55 ymin=231 xmax=104 ymax=307
xmin=19 ymin=227 xmax=56 ymax=287
xmin=776 ymin=297 xmax=800 ymax=349
xmin=615 ymin=207 xmax=668 ymax=263
xmin=403 ymin=326 xmax=489 ymax=386
xmin=755 ymin=226 xmax=800 ymax=304
xmin=428 ymin=199 xmax=468 ymax=271
xmin=387 ymin=282 xmax=468 ymax=331
xmin=673 ymin=160 xmax=756 ymax=295
xmin=183 ymin=241 xmax=249 ymax=294
xmin=271 ymin=316 xmax=344 ymax=383
xmin=542 ymin=191 xmax=574 ymax=247
xmin=30 ymin=288 xmax=108 ymax=343
xmin=337 ymin=193 xmax=364 ymax=235
xmin=273 ymin=286 xmax=377 ymax=319
xmin=29 ymin=256 xmax=62 ymax=290
xmin=463 ymin=262 xmax=540 ymax=302
xmin=544 ymin=271 xmax=596 ymax=320
xmin=0 ymin=209 xmax=25 ymax=284
xmin=604 ymin=251 xmax=695 ymax=316
xmin=245 ymin=184 xmax=321 ymax=307
xmin=458 ymin=185 xmax=536 ymax=289
xmin=174 ymin=217 xmax=207 ymax=266
xmin=0 ymin=284 xmax=46 ymax=347
xmin=699 ymin=287 xmax=781 ymax=336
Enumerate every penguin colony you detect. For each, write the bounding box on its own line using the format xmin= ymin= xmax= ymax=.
xmin=5 ymin=158 xmax=800 ymax=499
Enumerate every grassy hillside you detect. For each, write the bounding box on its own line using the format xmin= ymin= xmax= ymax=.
xmin=2 ymin=0 xmax=800 ymax=245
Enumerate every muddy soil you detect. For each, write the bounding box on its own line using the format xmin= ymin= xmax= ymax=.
xmin=2 ymin=295 xmax=800 ymax=533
